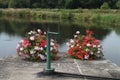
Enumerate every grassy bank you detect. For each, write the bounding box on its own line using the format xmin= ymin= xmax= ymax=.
xmin=0 ymin=8 xmax=120 ymax=25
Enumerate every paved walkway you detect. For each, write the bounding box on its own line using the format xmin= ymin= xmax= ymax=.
xmin=0 ymin=53 xmax=120 ymax=80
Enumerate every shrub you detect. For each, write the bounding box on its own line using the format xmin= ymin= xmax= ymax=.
xmin=100 ymin=2 xmax=110 ymax=9
xmin=116 ymin=0 xmax=120 ymax=9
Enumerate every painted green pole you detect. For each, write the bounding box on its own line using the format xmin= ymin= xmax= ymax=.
xmin=44 ymin=31 xmax=58 ymax=74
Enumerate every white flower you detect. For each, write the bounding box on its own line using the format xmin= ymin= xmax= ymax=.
xmin=44 ymin=32 xmax=46 ymax=35
xmin=74 ymin=35 xmax=77 ymax=38
xmin=76 ymin=31 xmax=80 ymax=34
xmin=50 ymin=42 xmax=55 ymax=46
xmin=90 ymin=52 xmax=93 ymax=55
xmin=93 ymin=45 xmax=96 ymax=48
xmin=30 ymin=36 xmax=35 ymax=41
xmin=45 ymin=45 xmax=47 ymax=47
xmin=28 ymin=32 xmax=31 ymax=35
xmin=37 ymin=29 xmax=42 ymax=33
xmin=66 ymin=42 xmax=70 ymax=46
xmin=79 ymin=46 xmax=82 ymax=48
xmin=34 ymin=46 xmax=40 ymax=50
xmin=85 ymin=48 xmax=89 ymax=52
xmin=51 ymin=39 xmax=54 ymax=42
xmin=97 ymin=45 xmax=101 ymax=48
xmin=97 ymin=51 xmax=101 ymax=54
xmin=40 ymin=47 xmax=43 ymax=51
xmin=30 ymin=50 xmax=36 ymax=54
xmin=30 ymin=31 xmax=33 ymax=33
xmin=32 ymin=31 xmax=36 ymax=34
xmin=84 ymin=55 xmax=89 ymax=59
xmin=71 ymin=45 xmax=74 ymax=48
xmin=50 ymin=47 xmax=53 ymax=51
xmin=98 ymin=48 xmax=101 ymax=51
xmin=29 ymin=30 xmax=36 ymax=34
xmin=39 ymin=54 xmax=46 ymax=60
xmin=70 ymin=39 xmax=74 ymax=43
xmin=20 ymin=47 xmax=24 ymax=51
xmin=16 ymin=44 xmax=20 ymax=50
xmin=86 ymin=44 xmax=91 ymax=47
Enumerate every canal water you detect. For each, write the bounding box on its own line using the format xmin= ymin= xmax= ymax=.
xmin=0 ymin=18 xmax=120 ymax=66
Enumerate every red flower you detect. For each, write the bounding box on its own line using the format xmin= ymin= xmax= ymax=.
xmin=86 ymin=29 xmax=93 ymax=35
xmin=77 ymin=52 xmax=81 ymax=55
xmin=68 ymin=48 xmax=73 ymax=53
xmin=84 ymin=36 xmax=91 ymax=41
xmin=40 ymin=40 xmax=46 ymax=47
xmin=78 ymin=55 xmax=83 ymax=59
xmin=72 ymin=52 xmax=76 ymax=55
xmin=17 ymin=29 xmax=59 ymax=61
xmin=36 ymin=43 xmax=39 ymax=46
xmin=93 ymin=40 xmax=100 ymax=45
xmin=23 ymin=38 xmax=30 ymax=48
xmin=54 ymin=44 xmax=59 ymax=48
xmin=67 ymin=30 xmax=103 ymax=60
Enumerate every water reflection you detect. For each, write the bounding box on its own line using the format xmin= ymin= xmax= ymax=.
xmin=0 ymin=18 xmax=111 ymax=44
xmin=0 ymin=32 xmax=22 ymax=57
xmin=102 ymin=31 xmax=120 ymax=66
xmin=0 ymin=18 xmax=120 ymax=66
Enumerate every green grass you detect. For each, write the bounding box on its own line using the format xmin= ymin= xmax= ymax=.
xmin=0 ymin=8 xmax=120 ymax=25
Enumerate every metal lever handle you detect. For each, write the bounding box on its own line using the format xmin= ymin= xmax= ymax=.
xmin=48 ymin=32 xmax=59 ymax=35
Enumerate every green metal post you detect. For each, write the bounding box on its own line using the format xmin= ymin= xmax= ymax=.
xmin=46 ymin=33 xmax=51 ymax=69
xmin=44 ymin=31 xmax=59 ymax=74
xmin=46 ymin=32 xmax=54 ymax=71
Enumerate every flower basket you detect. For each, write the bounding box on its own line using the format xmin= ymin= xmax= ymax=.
xmin=16 ymin=29 xmax=59 ymax=61
xmin=67 ymin=30 xmax=104 ymax=60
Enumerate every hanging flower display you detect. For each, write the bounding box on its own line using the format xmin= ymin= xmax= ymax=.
xmin=16 ymin=29 xmax=59 ymax=61
xmin=67 ymin=29 xmax=104 ymax=60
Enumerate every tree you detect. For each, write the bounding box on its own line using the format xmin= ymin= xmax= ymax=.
xmin=100 ymin=2 xmax=110 ymax=9
xmin=8 ymin=0 xmax=15 ymax=8
xmin=116 ymin=0 xmax=120 ymax=9
xmin=57 ymin=0 xmax=65 ymax=8
xmin=8 ymin=0 xmax=30 ymax=8
xmin=65 ymin=0 xmax=72 ymax=9
xmin=0 ymin=0 xmax=10 ymax=8
xmin=108 ymin=0 xmax=118 ymax=9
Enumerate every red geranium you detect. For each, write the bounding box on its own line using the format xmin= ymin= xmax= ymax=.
xmin=16 ymin=29 xmax=59 ymax=61
xmin=67 ymin=30 xmax=104 ymax=60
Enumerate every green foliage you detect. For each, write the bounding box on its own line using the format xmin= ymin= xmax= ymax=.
xmin=32 ymin=3 xmax=41 ymax=8
xmin=1 ymin=9 xmax=120 ymax=26
xmin=100 ymin=2 xmax=110 ymax=9
xmin=8 ymin=0 xmax=15 ymax=8
xmin=8 ymin=0 xmax=30 ymax=8
xmin=0 ymin=0 xmax=119 ymax=9
xmin=0 ymin=0 xmax=10 ymax=8
xmin=116 ymin=0 xmax=120 ymax=9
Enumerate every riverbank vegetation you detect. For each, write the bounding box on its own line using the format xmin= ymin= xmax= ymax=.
xmin=0 ymin=0 xmax=120 ymax=26
xmin=0 ymin=9 xmax=120 ymax=26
